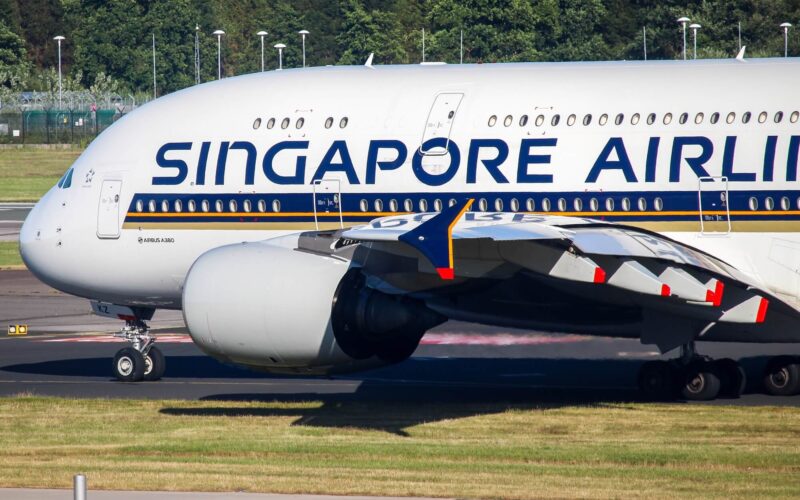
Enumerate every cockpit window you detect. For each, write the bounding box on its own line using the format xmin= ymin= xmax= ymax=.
xmin=57 ymin=168 xmax=74 ymax=189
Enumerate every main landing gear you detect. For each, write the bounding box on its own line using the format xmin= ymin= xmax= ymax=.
xmin=638 ymin=342 xmax=800 ymax=400
xmin=111 ymin=318 xmax=165 ymax=382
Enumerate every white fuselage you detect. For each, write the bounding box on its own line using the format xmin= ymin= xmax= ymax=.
xmin=19 ymin=59 xmax=800 ymax=309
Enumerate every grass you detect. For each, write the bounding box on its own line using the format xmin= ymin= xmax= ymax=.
xmin=0 ymin=147 xmax=83 ymax=201
xmin=0 ymin=396 xmax=798 ymax=498
xmin=0 ymin=241 xmax=23 ymax=269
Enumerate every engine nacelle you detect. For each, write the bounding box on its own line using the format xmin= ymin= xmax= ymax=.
xmin=182 ymin=235 xmax=443 ymax=375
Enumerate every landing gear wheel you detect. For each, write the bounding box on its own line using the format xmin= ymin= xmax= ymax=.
xmin=143 ymin=346 xmax=166 ymax=381
xmin=638 ymin=360 xmax=676 ymax=400
xmin=763 ymin=356 xmax=800 ymax=396
xmin=113 ymin=347 xmax=145 ymax=382
xmin=680 ymin=362 xmax=721 ymax=401
xmin=373 ymin=332 xmax=424 ymax=364
xmin=715 ymin=358 xmax=746 ymax=398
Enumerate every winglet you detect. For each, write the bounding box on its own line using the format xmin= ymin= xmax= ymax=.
xmin=736 ymin=46 xmax=746 ymax=61
xmin=365 ymin=53 xmax=374 ymax=68
xmin=398 ymin=199 xmax=474 ymax=280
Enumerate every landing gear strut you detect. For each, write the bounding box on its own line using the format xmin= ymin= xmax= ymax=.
xmin=637 ymin=342 xmax=745 ymax=401
xmin=111 ymin=318 xmax=165 ymax=382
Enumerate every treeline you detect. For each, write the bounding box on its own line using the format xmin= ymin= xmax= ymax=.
xmin=1 ymin=0 xmax=799 ymax=97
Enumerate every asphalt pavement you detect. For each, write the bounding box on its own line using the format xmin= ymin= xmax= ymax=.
xmin=0 ymin=202 xmax=31 ymax=242
xmin=2 ymin=268 xmax=799 ymax=407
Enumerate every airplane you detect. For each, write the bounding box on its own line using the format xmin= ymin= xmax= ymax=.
xmin=18 ymin=56 xmax=800 ymax=401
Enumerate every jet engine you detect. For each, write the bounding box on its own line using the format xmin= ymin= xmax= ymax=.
xmin=182 ymin=235 xmax=444 ymax=374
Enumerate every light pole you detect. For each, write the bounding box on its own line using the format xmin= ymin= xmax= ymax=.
xmin=677 ymin=17 xmax=690 ymax=60
xmin=460 ymin=29 xmax=463 ymax=64
xmin=194 ymin=25 xmax=200 ymax=84
xmin=213 ymin=30 xmax=225 ymax=79
xmin=257 ymin=31 xmax=268 ymax=71
xmin=690 ymin=23 xmax=701 ymax=59
xmin=298 ymin=30 xmax=309 ymax=67
xmin=274 ymin=43 xmax=286 ymax=70
xmin=152 ymin=33 xmax=157 ymax=98
xmin=53 ymin=35 xmax=65 ymax=108
xmin=781 ymin=23 xmax=792 ymax=57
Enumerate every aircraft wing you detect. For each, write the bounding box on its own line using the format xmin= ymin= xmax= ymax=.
xmin=340 ymin=199 xmax=799 ymax=351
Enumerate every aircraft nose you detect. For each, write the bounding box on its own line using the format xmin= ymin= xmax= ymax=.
xmin=19 ymin=196 xmax=60 ymax=286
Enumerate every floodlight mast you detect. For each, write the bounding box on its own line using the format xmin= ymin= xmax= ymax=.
xmin=213 ymin=30 xmax=225 ymax=79
xmin=298 ymin=30 xmax=309 ymax=67
xmin=53 ymin=36 xmax=65 ymax=108
xmin=677 ymin=17 xmax=690 ymax=60
xmin=781 ymin=23 xmax=792 ymax=58
xmin=690 ymin=23 xmax=701 ymax=59
xmin=274 ymin=43 xmax=286 ymax=70
xmin=257 ymin=31 xmax=268 ymax=71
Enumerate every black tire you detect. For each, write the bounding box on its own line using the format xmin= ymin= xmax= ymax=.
xmin=715 ymin=358 xmax=746 ymax=398
xmin=113 ymin=347 xmax=145 ymax=382
xmin=680 ymin=362 xmax=721 ymax=401
xmin=143 ymin=346 xmax=166 ymax=381
xmin=637 ymin=361 xmax=675 ymax=400
xmin=763 ymin=356 xmax=800 ymax=396
xmin=373 ymin=332 xmax=424 ymax=364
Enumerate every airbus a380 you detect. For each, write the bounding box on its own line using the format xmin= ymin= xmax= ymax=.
xmin=19 ymin=56 xmax=800 ymax=400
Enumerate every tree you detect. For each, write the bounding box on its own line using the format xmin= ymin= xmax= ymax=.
xmin=338 ymin=0 xmax=408 ymax=65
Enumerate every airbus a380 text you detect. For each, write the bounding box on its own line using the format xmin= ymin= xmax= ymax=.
xmin=20 ymin=57 xmax=800 ymax=400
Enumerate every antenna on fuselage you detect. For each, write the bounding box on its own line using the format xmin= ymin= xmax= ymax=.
xmin=365 ymin=53 xmax=374 ymax=69
xmin=736 ymin=46 xmax=746 ymax=61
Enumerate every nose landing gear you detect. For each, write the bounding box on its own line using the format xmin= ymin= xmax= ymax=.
xmin=111 ymin=318 xmax=165 ymax=382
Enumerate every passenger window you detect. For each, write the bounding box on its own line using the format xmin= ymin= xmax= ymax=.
xmin=748 ymin=197 xmax=758 ymax=211
xmin=448 ymin=198 xmax=457 ymax=207
xmin=253 ymin=118 xmax=261 ymax=129
xmin=654 ymin=197 xmax=663 ymax=211
xmin=325 ymin=117 xmax=333 ymax=129
xmin=535 ymin=115 xmax=545 ymax=127
xmin=551 ymin=115 xmax=561 ymax=126
xmin=272 ymin=200 xmax=281 ymax=212
xmin=573 ymin=198 xmax=583 ymax=211
xmin=228 ymin=200 xmax=237 ymax=212
xmin=510 ymin=198 xmax=519 ymax=212
xmin=174 ymin=200 xmax=183 ymax=213
xmin=615 ymin=113 xmax=624 ymax=125
xmin=215 ymin=200 xmax=223 ymax=212
xmin=201 ymin=200 xmax=210 ymax=212
xmin=339 ymin=117 xmax=348 ymax=128
xmin=647 ymin=113 xmax=656 ymax=125
xmin=663 ymin=113 xmax=672 ymax=125
xmin=504 ymin=115 xmax=513 ymax=127
xmin=599 ymin=114 xmax=608 ymax=126
xmin=710 ymin=112 xmax=720 ymax=124
xmin=742 ymin=111 xmax=751 ymax=124
xmin=296 ymin=117 xmax=305 ymax=129
xmin=605 ymin=198 xmax=615 ymax=211
xmin=526 ymin=198 xmax=535 ymax=211
xmin=758 ymin=112 xmax=767 ymax=123
xmin=791 ymin=111 xmax=799 ymax=123
xmin=582 ymin=114 xmax=592 ymax=126
xmin=541 ymin=198 xmax=551 ymax=211
xmin=257 ymin=199 xmax=266 ymax=212
xmin=243 ymin=200 xmax=252 ymax=212
xmin=775 ymin=111 xmax=784 ymax=123
xmin=764 ymin=197 xmax=774 ymax=210
xmin=519 ymin=115 xmax=529 ymax=126
xmin=567 ymin=114 xmax=576 ymax=126
xmin=188 ymin=199 xmax=196 ymax=212
xmin=419 ymin=199 xmax=428 ymax=212
xmin=403 ymin=199 xmax=413 ymax=212
xmin=621 ymin=197 xmax=631 ymax=211
xmin=695 ymin=113 xmax=704 ymax=124
xmin=478 ymin=198 xmax=488 ymax=211
xmin=637 ymin=197 xmax=647 ymax=211
xmin=494 ymin=198 xmax=503 ymax=211
xmin=135 ymin=200 xmax=144 ymax=212
xmin=434 ymin=199 xmax=443 ymax=211
xmin=488 ymin=115 xmax=497 ymax=127
xmin=374 ymin=199 xmax=383 ymax=212
xmin=557 ymin=198 xmax=567 ymax=211
xmin=780 ymin=196 xmax=790 ymax=210
xmin=389 ymin=199 xmax=398 ymax=212
xmin=679 ymin=112 xmax=688 ymax=124
xmin=631 ymin=113 xmax=640 ymax=125
xmin=726 ymin=112 xmax=736 ymax=124
xmin=148 ymin=200 xmax=156 ymax=212
xmin=281 ymin=118 xmax=290 ymax=129
xmin=589 ymin=198 xmax=599 ymax=211
xmin=359 ymin=199 xmax=368 ymax=212
xmin=266 ymin=118 xmax=275 ymax=129
xmin=160 ymin=200 xmax=169 ymax=213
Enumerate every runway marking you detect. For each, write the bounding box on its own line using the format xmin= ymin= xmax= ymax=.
xmin=39 ymin=332 xmax=588 ymax=346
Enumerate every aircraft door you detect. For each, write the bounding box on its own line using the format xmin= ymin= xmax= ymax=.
xmin=419 ymin=92 xmax=464 ymax=156
xmin=698 ymin=176 xmax=731 ymax=234
xmin=97 ymin=179 xmax=122 ymax=239
xmin=312 ymin=179 xmax=343 ymax=230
